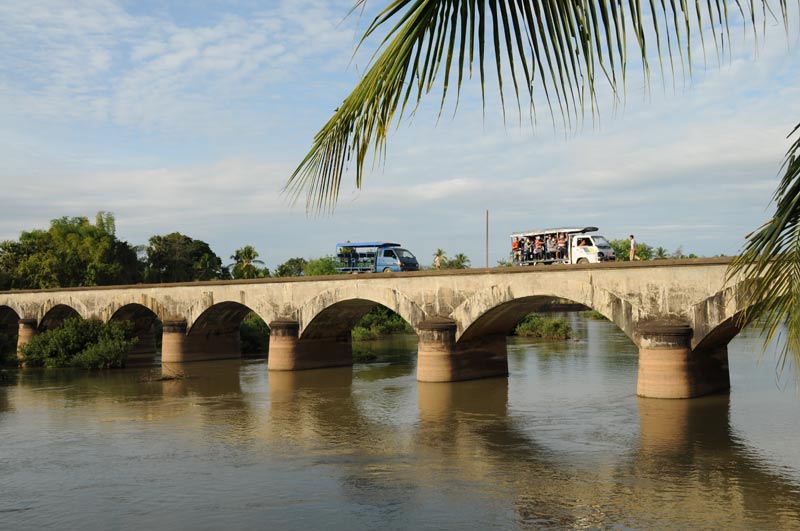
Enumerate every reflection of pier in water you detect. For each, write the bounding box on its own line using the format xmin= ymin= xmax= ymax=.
xmin=3 ymin=357 xmax=798 ymax=528
xmin=415 ymin=379 xmax=800 ymax=529
xmin=263 ymin=367 xmax=798 ymax=528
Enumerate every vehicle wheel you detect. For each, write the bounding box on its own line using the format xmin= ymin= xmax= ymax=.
xmin=576 ymin=258 xmax=588 ymax=264
xmin=383 ymin=267 xmax=392 ymax=273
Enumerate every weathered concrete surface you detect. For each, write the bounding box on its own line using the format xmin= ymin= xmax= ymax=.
xmin=0 ymin=258 xmax=749 ymax=396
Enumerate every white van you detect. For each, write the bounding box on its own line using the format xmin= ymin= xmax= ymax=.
xmin=510 ymin=226 xmax=616 ymax=265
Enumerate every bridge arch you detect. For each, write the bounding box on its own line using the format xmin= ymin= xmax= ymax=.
xmin=690 ymin=281 xmax=752 ymax=353
xmin=297 ymin=288 xmax=426 ymax=337
xmin=187 ymin=301 xmax=264 ymax=338
xmin=39 ymin=303 xmax=81 ymax=331
xmin=453 ymin=283 xmax=631 ymax=344
xmin=109 ymin=303 xmax=162 ymax=363
xmin=170 ymin=301 xmax=269 ymax=361
xmin=456 ymin=295 xmax=599 ymax=344
xmin=99 ymin=296 xmax=170 ymax=324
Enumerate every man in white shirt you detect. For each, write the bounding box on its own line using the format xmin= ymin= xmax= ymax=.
xmin=629 ymin=234 xmax=636 ymax=261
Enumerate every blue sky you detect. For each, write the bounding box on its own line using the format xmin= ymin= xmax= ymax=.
xmin=1 ymin=0 xmax=799 ymax=270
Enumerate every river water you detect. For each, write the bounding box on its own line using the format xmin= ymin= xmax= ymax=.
xmin=1 ymin=315 xmax=799 ymax=530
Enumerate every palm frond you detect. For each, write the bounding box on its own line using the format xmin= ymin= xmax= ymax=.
xmin=287 ymin=0 xmax=739 ymax=213
xmin=728 ymin=123 xmax=800 ymax=381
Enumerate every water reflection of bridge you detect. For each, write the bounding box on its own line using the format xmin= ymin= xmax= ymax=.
xmin=3 ymin=360 xmax=797 ymax=528
xmin=262 ymin=366 xmax=800 ymax=530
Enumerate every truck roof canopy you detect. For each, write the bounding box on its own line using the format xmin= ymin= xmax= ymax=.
xmin=336 ymin=242 xmax=401 ymax=249
xmin=510 ymin=226 xmax=598 ymax=238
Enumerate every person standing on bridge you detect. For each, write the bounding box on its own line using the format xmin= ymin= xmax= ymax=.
xmin=629 ymin=235 xmax=636 ymax=261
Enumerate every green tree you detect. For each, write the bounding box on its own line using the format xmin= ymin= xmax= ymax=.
xmin=240 ymin=312 xmax=270 ymax=355
xmin=144 ymin=233 xmax=229 ymax=283
xmin=610 ymin=239 xmax=653 ymax=261
xmin=654 ymin=247 xmax=670 ymax=260
xmin=230 ymin=245 xmax=268 ymax=279
xmin=0 ymin=212 xmax=140 ymax=290
xmin=274 ymin=257 xmax=308 ymax=277
xmin=444 ymin=253 xmax=471 ymax=269
xmin=303 ymin=256 xmax=339 ymax=276
xmin=19 ymin=318 xmax=137 ymax=369
xmin=729 ymin=129 xmax=800 ymax=377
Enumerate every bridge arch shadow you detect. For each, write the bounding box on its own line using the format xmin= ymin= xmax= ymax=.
xmin=109 ymin=303 xmax=161 ymax=364
xmin=0 ymin=305 xmax=20 ymax=359
xmin=300 ymin=298 xmax=418 ymax=344
xmin=457 ymin=296 xmax=613 ymax=345
xmin=39 ymin=304 xmax=80 ymax=331
xmin=185 ymin=301 xmax=270 ymax=360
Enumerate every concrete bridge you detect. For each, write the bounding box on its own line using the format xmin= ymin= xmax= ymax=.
xmin=0 ymin=257 xmax=751 ymax=399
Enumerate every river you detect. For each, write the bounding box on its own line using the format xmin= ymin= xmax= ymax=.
xmin=1 ymin=315 xmax=799 ymax=530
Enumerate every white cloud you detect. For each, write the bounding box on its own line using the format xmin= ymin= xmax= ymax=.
xmin=0 ymin=1 xmax=799 ymax=269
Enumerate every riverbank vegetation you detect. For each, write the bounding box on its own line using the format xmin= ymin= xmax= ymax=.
xmin=352 ymin=306 xmax=413 ymax=341
xmin=513 ymin=314 xmax=572 ymax=340
xmin=581 ymin=310 xmax=607 ymax=320
xmin=19 ymin=319 xmax=138 ymax=369
xmin=240 ymin=313 xmax=270 ymax=355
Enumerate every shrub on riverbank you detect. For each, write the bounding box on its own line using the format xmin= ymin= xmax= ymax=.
xmin=19 ymin=318 xmax=137 ymax=369
xmin=581 ymin=310 xmax=607 ymax=320
xmin=351 ymin=306 xmax=413 ymax=342
xmin=240 ymin=312 xmax=269 ymax=355
xmin=514 ymin=314 xmax=572 ymax=339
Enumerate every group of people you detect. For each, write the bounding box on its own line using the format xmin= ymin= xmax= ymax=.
xmin=511 ymin=233 xmax=569 ymax=263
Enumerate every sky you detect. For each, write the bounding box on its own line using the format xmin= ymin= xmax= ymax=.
xmin=1 ymin=0 xmax=799 ymax=270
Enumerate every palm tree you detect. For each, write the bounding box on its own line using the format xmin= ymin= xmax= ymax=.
xmin=230 ymin=245 xmax=267 ymax=279
xmin=729 ymin=129 xmax=800 ymax=379
xmin=286 ymin=1 xmax=799 ymax=371
xmin=654 ymin=247 xmax=670 ymax=260
xmin=447 ymin=253 xmax=471 ymax=269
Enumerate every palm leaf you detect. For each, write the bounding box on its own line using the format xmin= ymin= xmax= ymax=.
xmin=286 ymin=0 xmax=743 ymax=212
xmin=728 ymin=123 xmax=800 ymax=381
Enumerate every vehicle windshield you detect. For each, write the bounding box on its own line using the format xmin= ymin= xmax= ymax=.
xmin=395 ymin=248 xmax=416 ymax=260
xmin=592 ymin=236 xmax=611 ymax=247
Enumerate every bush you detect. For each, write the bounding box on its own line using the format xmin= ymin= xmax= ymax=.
xmin=513 ymin=314 xmax=572 ymax=339
xmin=351 ymin=306 xmax=412 ymax=342
xmin=352 ymin=326 xmax=380 ymax=341
xmin=72 ymin=339 xmax=130 ymax=369
xmin=20 ymin=318 xmax=137 ymax=369
xmin=240 ymin=313 xmax=269 ymax=355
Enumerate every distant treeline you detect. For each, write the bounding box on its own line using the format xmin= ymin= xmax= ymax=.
xmin=0 ymin=212 xmax=345 ymax=291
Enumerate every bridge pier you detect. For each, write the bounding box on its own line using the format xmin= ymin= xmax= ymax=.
xmin=161 ymin=318 xmax=241 ymax=363
xmin=268 ymin=320 xmax=352 ymax=371
xmin=17 ymin=318 xmax=37 ymax=359
xmin=416 ymin=318 xmax=508 ymax=382
xmin=636 ymin=321 xmax=730 ymax=399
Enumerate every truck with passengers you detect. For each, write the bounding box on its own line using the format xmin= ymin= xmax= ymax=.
xmin=335 ymin=242 xmax=420 ymax=273
xmin=510 ymin=226 xmax=616 ymax=265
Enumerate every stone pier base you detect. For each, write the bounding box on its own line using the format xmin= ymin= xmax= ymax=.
xmin=17 ymin=318 xmax=37 ymax=359
xmin=416 ymin=318 xmax=508 ymax=382
xmin=161 ymin=319 xmax=241 ymax=363
xmin=267 ymin=320 xmax=352 ymax=371
xmin=636 ymin=321 xmax=730 ymax=399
